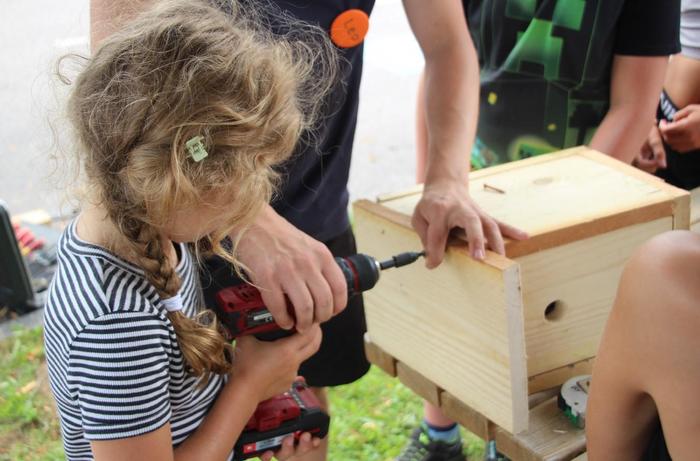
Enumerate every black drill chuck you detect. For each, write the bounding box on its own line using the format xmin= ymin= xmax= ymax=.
xmin=335 ymin=251 xmax=425 ymax=298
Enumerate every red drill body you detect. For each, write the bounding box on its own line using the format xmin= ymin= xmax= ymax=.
xmin=218 ymin=251 xmax=423 ymax=458
xmin=214 ymin=252 xmax=423 ymax=339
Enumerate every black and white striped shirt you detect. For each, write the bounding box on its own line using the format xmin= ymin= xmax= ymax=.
xmin=44 ymin=220 xmax=227 ymax=460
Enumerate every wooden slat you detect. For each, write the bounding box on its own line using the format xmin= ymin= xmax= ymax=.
xmin=519 ymin=217 xmax=673 ymax=376
xmin=528 ymin=358 xmax=594 ymax=395
xmin=367 ymin=340 xmax=587 ymax=461
xmin=528 ymin=388 xmax=561 ymax=409
xmin=364 ymin=333 xmax=396 ymax=377
xmin=494 ymin=398 xmax=586 ymax=461
xmin=440 ymin=391 xmax=491 ymax=440
xmin=441 ymin=389 xmax=586 ymax=461
xmin=396 ymin=362 xmax=442 ymax=407
xmin=354 ymin=204 xmax=528 ymax=433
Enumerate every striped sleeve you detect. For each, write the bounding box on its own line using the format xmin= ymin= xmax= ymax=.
xmin=67 ymin=311 xmax=173 ymax=440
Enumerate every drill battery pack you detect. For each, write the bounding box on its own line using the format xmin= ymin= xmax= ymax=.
xmin=233 ymin=379 xmax=330 ymax=460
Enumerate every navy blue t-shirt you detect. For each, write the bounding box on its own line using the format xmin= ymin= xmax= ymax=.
xmin=266 ymin=1 xmax=376 ymax=242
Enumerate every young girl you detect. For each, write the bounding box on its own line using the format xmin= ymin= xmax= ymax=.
xmin=44 ymin=1 xmax=336 ymax=460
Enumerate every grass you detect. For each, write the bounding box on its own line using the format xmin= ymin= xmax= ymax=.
xmin=328 ymin=367 xmax=485 ymax=460
xmin=0 ymin=327 xmax=64 ymax=461
xmin=0 ymin=327 xmax=485 ymax=460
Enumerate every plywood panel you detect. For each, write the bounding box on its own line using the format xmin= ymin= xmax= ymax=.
xmin=354 ymin=203 xmax=528 ymax=433
xmin=519 ymin=217 xmax=673 ymax=376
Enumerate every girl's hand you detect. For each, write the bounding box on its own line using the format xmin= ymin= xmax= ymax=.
xmin=259 ymin=433 xmax=321 ymax=461
xmin=231 ymin=325 xmax=322 ymax=402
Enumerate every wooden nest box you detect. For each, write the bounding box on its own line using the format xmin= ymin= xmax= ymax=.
xmin=354 ymin=147 xmax=690 ymax=434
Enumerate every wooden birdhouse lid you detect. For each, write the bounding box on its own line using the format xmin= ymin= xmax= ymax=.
xmin=357 ymin=147 xmax=690 ymax=258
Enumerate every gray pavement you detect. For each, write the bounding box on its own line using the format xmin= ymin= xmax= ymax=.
xmin=0 ymin=0 xmax=423 ymax=217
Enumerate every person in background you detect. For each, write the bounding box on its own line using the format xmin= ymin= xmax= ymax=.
xmin=406 ymin=1 xmax=680 ymax=460
xmin=635 ymin=0 xmax=700 ymax=191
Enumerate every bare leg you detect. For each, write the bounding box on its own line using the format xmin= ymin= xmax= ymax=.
xmin=424 ymin=401 xmax=457 ymax=427
xmin=587 ymin=231 xmax=700 ymax=460
xmin=295 ymin=387 xmax=329 ymax=461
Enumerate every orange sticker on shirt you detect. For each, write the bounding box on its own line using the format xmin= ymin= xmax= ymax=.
xmin=330 ymin=9 xmax=369 ymax=49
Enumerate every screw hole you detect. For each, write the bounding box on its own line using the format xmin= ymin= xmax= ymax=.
xmin=544 ymin=300 xmax=565 ymax=322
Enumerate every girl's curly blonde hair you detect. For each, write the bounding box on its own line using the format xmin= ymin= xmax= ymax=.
xmin=64 ymin=0 xmax=337 ymax=379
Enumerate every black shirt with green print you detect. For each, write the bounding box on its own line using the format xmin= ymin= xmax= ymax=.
xmin=464 ymin=0 xmax=680 ymax=168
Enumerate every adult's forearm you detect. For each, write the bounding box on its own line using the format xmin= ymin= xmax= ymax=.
xmin=422 ymin=44 xmax=479 ymax=185
xmin=590 ymin=107 xmax=655 ymax=164
xmin=591 ymin=55 xmax=668 ymax=163
xmin=90 ymin=0 xmax=154 ymax=50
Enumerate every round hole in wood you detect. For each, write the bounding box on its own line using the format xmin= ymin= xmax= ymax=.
xmin=544 ymin=300 xmax=565 ymax=322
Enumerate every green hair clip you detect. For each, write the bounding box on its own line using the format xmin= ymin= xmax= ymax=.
xmin=186 ymin=136 xmax=208 ymax=162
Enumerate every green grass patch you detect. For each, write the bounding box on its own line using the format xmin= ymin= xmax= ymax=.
xmin=0 ymin=327 xmax=484 ymax=460
xmin=0 ymin=326 xmax=64 ymax=461
xmin=329 ymin=366 xmax=485 ymax=460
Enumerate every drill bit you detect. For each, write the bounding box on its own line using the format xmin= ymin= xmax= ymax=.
xmin=378 ymin=251 xmax=425 ymax=270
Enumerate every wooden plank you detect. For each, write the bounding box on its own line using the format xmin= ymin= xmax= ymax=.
xmin=440 ymin=391 xmax=491 ymax=440
xmin=691 ymin=187 xmax=700 ymax=233
xmin=364 ymin=333 xmax=396 ymax=377
xmin=519 ymin=217 xmax=673 ymax=376
xmin=494 ymin=398 xmax=586 ymax=461
xmin=396 ymin=362 xmax=442 ymax=407
xmin=528 ymin=387 xmax=561 ymax=409
xmin=577 ymin=150 xmax=690 ymax=230
xmin=572 ymin=454 xmax=588 ymax=461
xmin=443 ymin=390 xmax=586 ymax=461
xmin=440 ymin=387 xmax=560 ymax=442
xmin=373 ymin=148 xmax=685 ymax=257
xmin=528 ymin=358 xmax=594 ymax=395
xmin=354 ymin=204 xmax=528 ymax=433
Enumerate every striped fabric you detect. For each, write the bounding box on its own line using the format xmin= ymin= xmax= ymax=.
xmin=44 ymin=220 xmax=227 ymax=460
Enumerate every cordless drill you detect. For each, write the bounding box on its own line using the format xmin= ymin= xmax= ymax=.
xmin=217 ymin=251 xmax=424 ymax=459
xmin=214 ymin=251 xmax=424 ymax=339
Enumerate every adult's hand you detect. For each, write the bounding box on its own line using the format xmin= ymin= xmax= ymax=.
xmin=235 ymin=205 xmax=347 ymax=333
xmin=659 ymin=105 xmax=700 ymax=153
xmin=634 ymin=124 xmax=667 ymax=173
xmin=412 ymin=178 xmax=528 ymax=268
